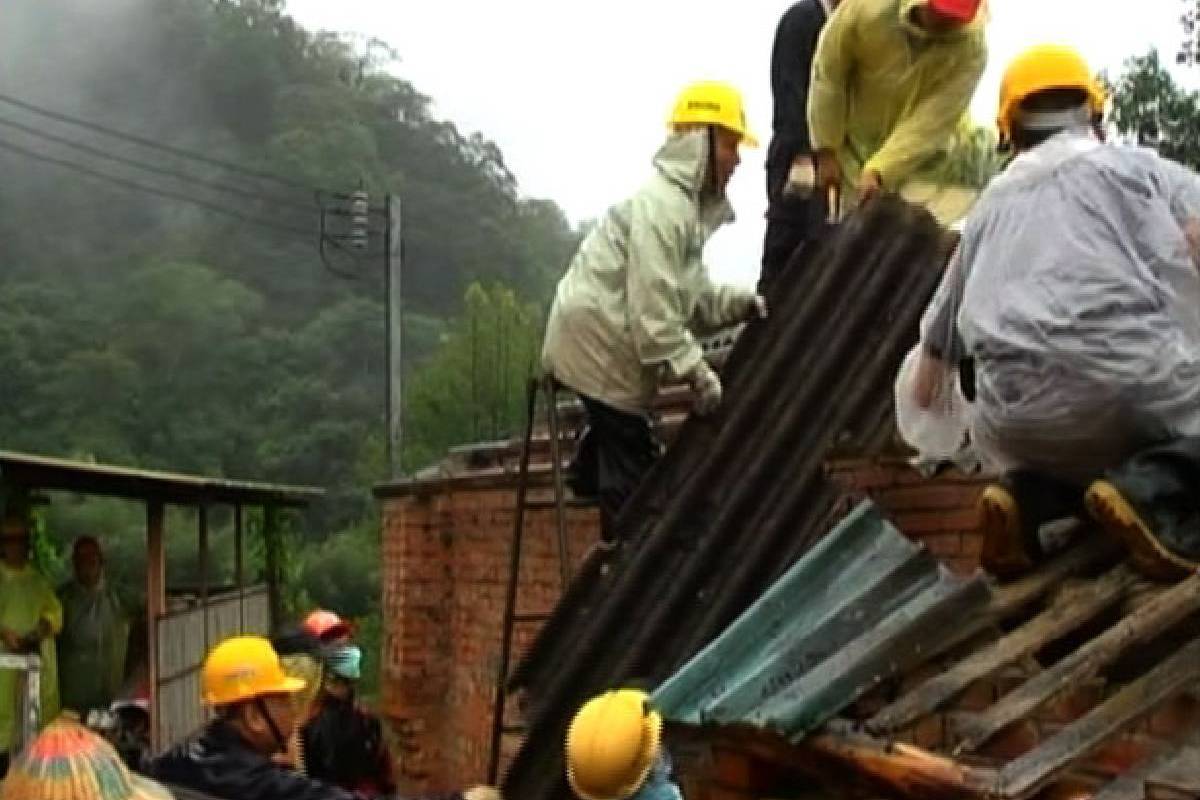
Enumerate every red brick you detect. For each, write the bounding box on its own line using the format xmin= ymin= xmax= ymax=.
xmin=945 ymin=556 xmax=981 ymax=576
xmin=961 ymin=530 xmax=984 ymax=558
xmin=380 ymin=479 xmax=602 ymax=790
xmin=908 ymin=714 xmax=945 ymax=750
xmin=956 ymin=679 xmax=996 ymax=712
xmin=976 ymin=719 xmax=1041 ymax=761
xmin=877 ymin=484 xmax=984 ymax=513
xmin=1147 ymin=695 xmax=1200 ymax=738
xmin=1038 ymin=683 xmax=1105 ymax=725
xmin=1086 ymin=735 xmax=1154 ymax=777
xmin=892 ymin=508 xmax=984 ymax=535
xmin=704 ymin=787 xmax=757 ymax=800
xmin=712 ymin=748 xmax=755 ymax=790
xmin=916 ymin=532 xmax=963 ymax=558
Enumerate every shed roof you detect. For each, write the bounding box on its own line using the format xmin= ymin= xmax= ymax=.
xmin=0 ymin=450 xmax=322 ymax=507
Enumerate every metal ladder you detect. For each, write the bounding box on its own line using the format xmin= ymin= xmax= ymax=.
xmin=487 ymin=376 xmax=580 ymax=784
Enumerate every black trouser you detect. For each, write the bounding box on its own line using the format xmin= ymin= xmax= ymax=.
xmin=998 ymin=470 xmax=1089 ymax=558
xmin=568 ymin=395 xmax=661 ymax=542
xmin=760 ymin=159 xmax=825 ymax=291
xmin=1107 ymin=437 xmax=1200 ymax=561
xmin=0 ymin=750 xmax=9 ymax=780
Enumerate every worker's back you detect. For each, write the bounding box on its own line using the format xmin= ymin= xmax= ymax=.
xmin=954 ymin=132 xmax=1200 ymax=476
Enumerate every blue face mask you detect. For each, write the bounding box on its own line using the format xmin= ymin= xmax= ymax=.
xmin=326 ymin=645 xmax=362 ymax=681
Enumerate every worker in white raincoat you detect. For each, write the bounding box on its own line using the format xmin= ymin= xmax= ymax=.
xmin=542 ymin=81 xmax=767 ymax=541
xmin=915 ymin=44 xmax=1200 ymax=581
xmin=809 ymin=0 xmax=987 ymax=225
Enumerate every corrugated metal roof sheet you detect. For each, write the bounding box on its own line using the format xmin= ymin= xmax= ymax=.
xmin=656 ymin=526 xmax=1200 ymax=800
xmin=502 ymin=197 xmax=958 ymax=800
xmin=652 ymin=501 xmax=992 ymax=740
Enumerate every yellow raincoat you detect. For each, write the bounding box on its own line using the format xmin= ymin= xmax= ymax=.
xmin=0 ymin=563 xmax=62 ymax=751
xmin=808 ymin=0 xmax=987 ymax=224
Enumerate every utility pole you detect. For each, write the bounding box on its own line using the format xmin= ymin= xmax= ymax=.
xmin=319 ymin=189 xmax=403 ymax=479
xmin=384 ymin=195 xmax=403 ymax=479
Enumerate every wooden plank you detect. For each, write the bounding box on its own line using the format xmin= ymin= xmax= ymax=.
xmin=999 ymin=636 xmax=1200 ymax=799
xmin=1146 ymin=746 xmax=1200 ymax=796
xmin=198 ymin=504 xmax=210 ymax=652
xmin=870 ymin=566 xmax=1138 ymax=734
xmin=1095 ymin=730 xmax=1200 ymax=800
xmin=800 ymin=722 xmax=999 ymax=800
xmin=955 ymin=573 xmax=1200 ymax=753
xmin=991 ymin=537 xmax=1122 ymax=619
xmin=146 ymin=501 xmax=166 ymax=753
xmin=234 ymin=504 xmax=244 ymax=633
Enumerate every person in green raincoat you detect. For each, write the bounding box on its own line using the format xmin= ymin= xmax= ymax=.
xmin=57 ymin=536 xmax=127 ymax=715
xmin=0 ymin=510 xmax=62 ymax=776
xmin=808 ymin=0 xmax=988 ymax=225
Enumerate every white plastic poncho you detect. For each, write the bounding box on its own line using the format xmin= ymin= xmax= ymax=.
xmin=542 ymin=130 xmax=756 ymax=412
xmin=921 ymin=131 xmax=1200 ymax=482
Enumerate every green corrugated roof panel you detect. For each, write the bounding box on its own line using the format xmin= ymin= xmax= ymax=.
xmin=653 ymin=500 xmax=992 ymax=741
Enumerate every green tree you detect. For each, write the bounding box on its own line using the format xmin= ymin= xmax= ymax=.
xmin=938 ymin=122 xmax=1006 ymax=190
xmin=0 ymin=0 xmax=581 ymax=678
xmin=1109 ymin=50 xmax=1200 ymax=170
xmin=404 ymin=282 xmax=544 ymax=471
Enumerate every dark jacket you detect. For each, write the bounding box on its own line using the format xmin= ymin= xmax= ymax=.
xmin=149 ymin=719 xmax=362 ymax=800
xmin=301 ymin=693 xmax=397 ymax=798
xmin=768 ymin=0 xmax=830 ymax=174
xmin=150 ymin=719 xmax=460 ymax=800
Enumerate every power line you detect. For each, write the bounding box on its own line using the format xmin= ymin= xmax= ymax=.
xmin=0 ymin=90 xmax=313 ymax=192
xmin=0 ymin=136 xmax=315 ymax=241
xmin=0 ymin=114 xmax=316 ymax=214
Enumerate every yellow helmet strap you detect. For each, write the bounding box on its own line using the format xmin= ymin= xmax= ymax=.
xmin=705 ymin=126 xmax=719 ymax=195
xmin=254 ymin=695 xmax=289 ymax=753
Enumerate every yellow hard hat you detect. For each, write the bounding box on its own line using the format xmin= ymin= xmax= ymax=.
xmin=997 ymin=44 xmax=1106 ymax=142
xmin=566 ymin=689 xmax=663 ymax=800
xmin=202 ymin=635 xmax=306 ymax=706
xmin=669 ymin=81 xmax=759 ymax=147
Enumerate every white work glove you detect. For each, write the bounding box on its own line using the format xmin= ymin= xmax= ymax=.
xmin=687 ymin=361 xmax=723 ymax=416
xmin=750 ymin=295 xmax=768 ymax=321
xmin=463 ymin=787 xmax=503 ymax=800
xmin=782 ymin=154 xmax=816 ymax=198
xmin=733 ymin=293 xmax=768 ymax=322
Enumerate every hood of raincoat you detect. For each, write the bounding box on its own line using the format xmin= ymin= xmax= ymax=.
xmin=989 ymin=129 xmax=1098 ymax=187
xmin=541 ymin=130 xmax=755 ymax=412
xmin=651 ymin=130 xmax=735 ymax=231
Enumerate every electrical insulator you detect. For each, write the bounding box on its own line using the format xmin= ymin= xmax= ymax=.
xmin=350 ymin=190 xmax=369 ymax=251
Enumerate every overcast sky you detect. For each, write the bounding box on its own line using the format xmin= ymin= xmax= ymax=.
xmin=287 ymin=0 xmax=1199 ymax=288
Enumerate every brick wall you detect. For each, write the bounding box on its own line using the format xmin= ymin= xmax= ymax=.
xmin=376 ymin=456 xmax=992 ymax=792
xmin=826 ymin=457 xmax=990 ymax=576
xmin=379 ymin=484 xmax=600 ymax=792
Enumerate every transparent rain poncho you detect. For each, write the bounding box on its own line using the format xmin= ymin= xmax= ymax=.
xmin=911 ymin=131 xmax=1200 ymax=483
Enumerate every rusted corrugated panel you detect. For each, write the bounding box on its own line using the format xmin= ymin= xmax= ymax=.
xmin=502 ymin=197 xmax=956 ymax=800
xmin=652 ymin=500 xmax=991 ymax=739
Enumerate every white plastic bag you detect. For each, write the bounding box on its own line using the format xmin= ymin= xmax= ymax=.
xmin=894 ymin=345 xmax=969 ymax=460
